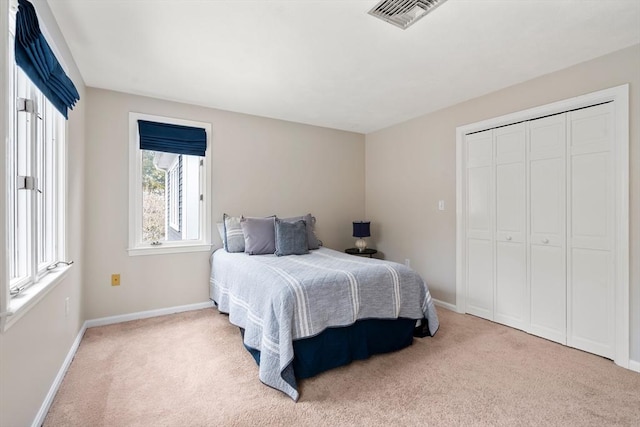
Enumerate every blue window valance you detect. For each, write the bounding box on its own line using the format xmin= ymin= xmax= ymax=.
xmin=138 ymin=120 xmax=207 ymax=157
xmin=15 ymin=0 xmax=80 ymax=119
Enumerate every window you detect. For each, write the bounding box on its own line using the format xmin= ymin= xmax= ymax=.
xmin=5 ymin=21 xmax=68 ymax=315
xmin=129 ymin=113 xmax=212 ymax=255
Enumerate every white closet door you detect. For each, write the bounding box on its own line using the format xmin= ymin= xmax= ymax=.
xmin=528 ymin=114 xmax=566 ymax=344
xmin=567 ymin=103 xmax=615 ymax=358
xmin=494 ymin=123 xmax=527 ymax=330
xmin=465 ymin=130 xmax=493 ymax=320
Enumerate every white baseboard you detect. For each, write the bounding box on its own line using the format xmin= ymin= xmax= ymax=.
xmin=85 ymin=301 xmax=214 ymax=328
xmin=33 ymin=301 xmax=214 ymax=427
xmin=32 ymin=322 xmax=87 ymax=427
xmin=629 ymin=359 xmax=640 ymax=373
xmin=432 ymin=298 xmax=457 ymax=312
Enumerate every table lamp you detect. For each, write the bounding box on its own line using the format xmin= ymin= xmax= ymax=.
xmin=353 ymin=221 xmax=371 ymax=252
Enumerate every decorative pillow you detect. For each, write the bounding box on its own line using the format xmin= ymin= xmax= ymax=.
xmin=223 ymin=214 xmax=244 ymax=253
xmin=216 ymin=222 xmax=225 ymax=247
xmin=241 ymin=217 xmax=276 ymax=255
xmin=275 ymin=219 xmax=309 ymax=256
xmin=280 ymin=213 xmax=320 ymax=250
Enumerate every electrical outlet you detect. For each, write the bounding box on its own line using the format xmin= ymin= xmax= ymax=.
xmin=111 ymin=274 xmax=121 ymax=286
xmin=65 ymin=297 xmax=70 ymax=317
xmin=438 ymin=200 xmax=445 ymax=211
xmin=404 ymin=258 xmax=411 ymax=268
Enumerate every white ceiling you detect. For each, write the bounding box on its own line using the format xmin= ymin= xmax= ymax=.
xmin=47 ymin=0 xmax=640 ymax=134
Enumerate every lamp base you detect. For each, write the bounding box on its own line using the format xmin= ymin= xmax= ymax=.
xmin=355 ymin=238 xmax=367 ymax=252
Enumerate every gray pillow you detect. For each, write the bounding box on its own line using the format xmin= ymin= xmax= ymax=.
xmin=223 ymin=214 xmax=245 ymax=253
xmin=275 ymin=219 xmax=309 ymax=256
xmin=216 ymin=222 xmax=225 ymax=246
xmin=280 ymin=213 xmax=320 ymax=250
xmin=241 ymin=217 xmax=276 ymax=255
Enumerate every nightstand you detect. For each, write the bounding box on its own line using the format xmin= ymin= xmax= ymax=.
xmin=345 ymin=248 xmax=377 ymax=258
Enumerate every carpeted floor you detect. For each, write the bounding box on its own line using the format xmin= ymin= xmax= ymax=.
xmin=44 ymin=308 xmax=640 ymax=426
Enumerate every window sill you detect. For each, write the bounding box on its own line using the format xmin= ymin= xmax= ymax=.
xmin=128 ymin=243 xmax=213 ymax=257
xmin=2 ymin=264 xmax=73 ymax=332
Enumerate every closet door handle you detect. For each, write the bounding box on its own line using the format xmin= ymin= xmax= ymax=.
xmin=506 ymin=236 xmax=512 ymax=241
xmin=542 ymin=238 xmax=549 ymax=244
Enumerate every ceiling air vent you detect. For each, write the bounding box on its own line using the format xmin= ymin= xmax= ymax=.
xmin=368 ymin=0 xmax=448 ymax=30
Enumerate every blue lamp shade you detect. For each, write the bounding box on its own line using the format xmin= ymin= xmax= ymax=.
xmin=352 ymin=221 xmax=371 ymax=238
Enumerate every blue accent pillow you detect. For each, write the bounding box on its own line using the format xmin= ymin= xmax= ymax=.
xmin=223 ymin=214 xmax=244 ymax=253
xmin=275 ymin=219 xmax=309 ymax=256
xmin=280 ymin=213 xmax=320 ymax=250
xmin=241 ymin=216 xmax=276 ymax=255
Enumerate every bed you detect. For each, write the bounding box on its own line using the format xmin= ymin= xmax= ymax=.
xmin=209 ymin=246 xmax=439 ymax=400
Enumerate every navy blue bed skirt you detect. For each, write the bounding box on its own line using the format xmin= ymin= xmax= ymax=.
xmin=242 ymin=317 xmax=417 ymax=379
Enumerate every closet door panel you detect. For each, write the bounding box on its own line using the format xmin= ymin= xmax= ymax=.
xmin=496 ymin=162 xmax=525 ymax=243
xmin=528 ymin=114 xmax=566 ymax=344
xmin=529 ymin=245 xmax=566 ymax=344
xmin=529 ymin=158 xmax=564 ymax=246
xmin=467 ymin=166 xmax=492 ymax=240
xmin=570 ymin=105 xmax=612 ymax=155
xmin=529 ymin=118 xmax=565 ymax=160
xmin=570 ymin=248 xmax=612 ymax=357
xmin=467 ymin=239 xmax=493 ymax=319
xmin=467 ymin=132 xmax=492 ymax=167
xmin=494 ymin=123 xmax=526 ymax=329
xmin=495 ymin=161 xmax=526 ymax=328
xmin=495 ymin=124 xmax=525 ymax=162
xmin=571 ymin=152 xmax=610 ymax=249
xmin=495 ymin=242 xmax=526 ymax=328
xmin=465 ymin=130 xmax=494 ymax=320
xmin=568 ymin=103 xmax=614 ymax=358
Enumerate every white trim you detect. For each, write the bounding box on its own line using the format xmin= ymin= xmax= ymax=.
xmin=613 ymin=87 xmax=630 ymax=369
xmin=31 ymin=320 xmax=87 ymax=427
xmin=128 ymin=243 xmax=213 ymax=257
xmin=3 ymin=265 xmax=72 ymax=331
xmin=31 ymin=301 xmax=214 ymax=426
xmin=456 ymin=85 xmax=626 ymax=136
xmin=629 ymin=360 xmax=640 ymax=373
xmin=0 ymin=0 xmax=10 ymax=330
xmin=455 ymin=84 xmax=630 ymax=369
xmin=455 ymin=125 xmax=465 ymax=314
xmin=85 ymin=301 xmax=214 ymax=328
xmin=432 ymin=298 xmax=457 ymax=312
xmin=3 ymin=46 xmax=69 ymax=331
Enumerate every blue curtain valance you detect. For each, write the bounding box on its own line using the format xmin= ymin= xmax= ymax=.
xmin=138 ymin=120 xmax=207 ymax=157
xmin=15 ymin=0 xmax=80 ymax=119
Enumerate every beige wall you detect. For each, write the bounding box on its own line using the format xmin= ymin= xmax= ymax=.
xmin=0 ymin=1 xmax=87 ymax=426
xmin=365 ymin=44 xmax=640 ymax=363
xmin=83 ymin=88 xmax=365 ymax=319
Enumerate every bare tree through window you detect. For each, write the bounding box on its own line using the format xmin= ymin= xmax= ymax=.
xmin=142 ymin=151 xmax=165 ymax=242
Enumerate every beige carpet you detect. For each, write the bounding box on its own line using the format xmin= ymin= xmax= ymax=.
xmin=44 ymin=308 xmax=640 ymax=426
